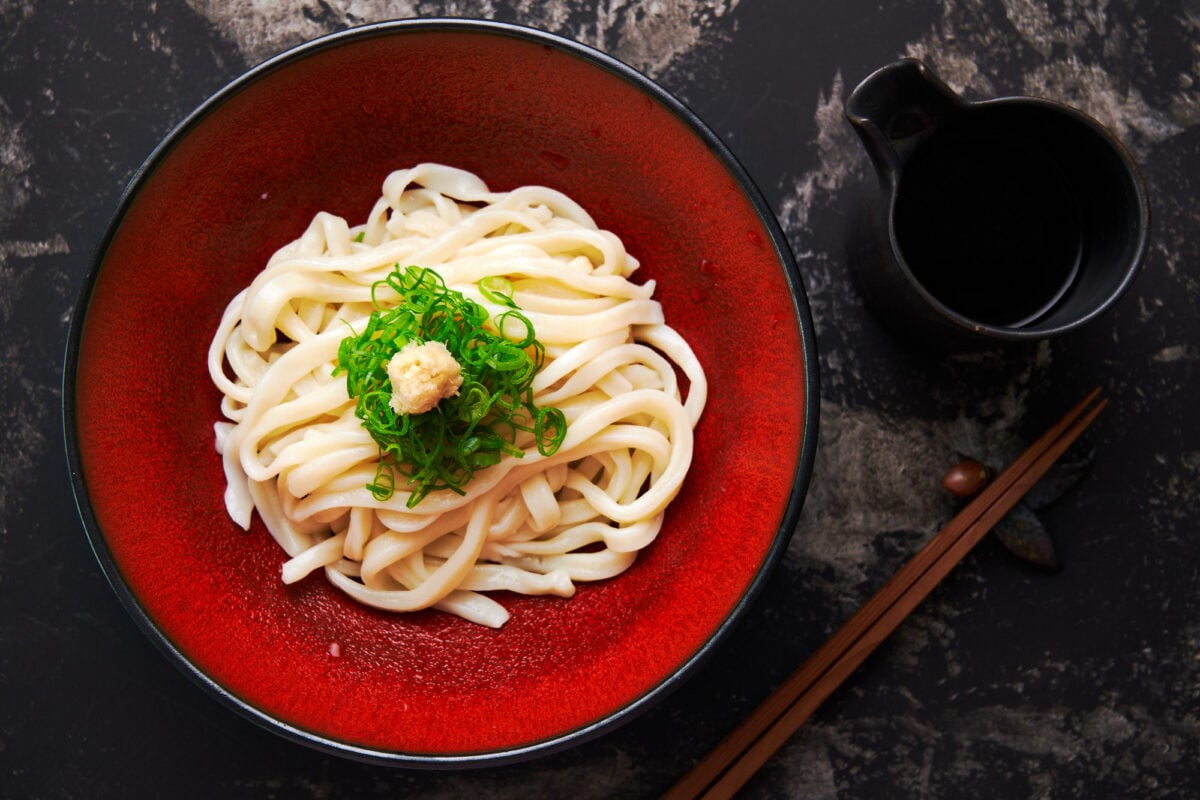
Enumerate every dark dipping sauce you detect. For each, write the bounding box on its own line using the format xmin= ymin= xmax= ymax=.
xmin=893 ymin=127 xmax=1084 ymax=328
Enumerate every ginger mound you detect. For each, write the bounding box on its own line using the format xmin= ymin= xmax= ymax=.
xmin=385 ymin=340 xmax=464 ymax=415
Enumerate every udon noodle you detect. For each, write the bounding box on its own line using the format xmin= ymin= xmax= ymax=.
xmin=209 ymin=164 xmax=706 ymax=628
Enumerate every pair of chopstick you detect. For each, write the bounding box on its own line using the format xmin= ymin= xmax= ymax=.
xmin=665 ymin=388 xmax=1107 ymax=800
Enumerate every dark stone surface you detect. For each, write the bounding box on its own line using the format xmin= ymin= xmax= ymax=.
xmin=2 ymin=1 xmax=1197 ymax=797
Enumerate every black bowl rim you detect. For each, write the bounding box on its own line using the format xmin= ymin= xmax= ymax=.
xmin=61 ymin=16 xmax=820 ymax=769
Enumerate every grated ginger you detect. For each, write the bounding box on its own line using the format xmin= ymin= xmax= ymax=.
xmin=386 ymin=340 xmax=464 ymax=415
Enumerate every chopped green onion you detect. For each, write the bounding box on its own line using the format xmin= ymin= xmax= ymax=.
xmin=479 ymin=275 xmax=518 ymax=307
xmin=334 ymin=265 xmax=567 ymax=507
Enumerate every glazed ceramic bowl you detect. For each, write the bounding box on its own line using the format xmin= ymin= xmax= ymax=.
xmin=64 ymin=18 xmax=818 ymax=766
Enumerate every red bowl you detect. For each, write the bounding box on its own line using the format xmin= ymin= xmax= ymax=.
xmin=64 ymin=19 xmax=818 ymax=766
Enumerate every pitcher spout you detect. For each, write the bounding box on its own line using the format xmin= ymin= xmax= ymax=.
xmin=844 ymin=58 xmax=965 ymax=186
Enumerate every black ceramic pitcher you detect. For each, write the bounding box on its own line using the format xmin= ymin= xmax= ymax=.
xmin=844 ymin=58 xmax=1149 ymax=349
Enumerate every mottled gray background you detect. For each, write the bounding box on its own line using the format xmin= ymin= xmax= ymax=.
xmin=2 ymin=1 xmax=1198 ymax=798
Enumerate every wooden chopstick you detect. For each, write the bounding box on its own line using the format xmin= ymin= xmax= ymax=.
xmin=664 ymin=388 xmax=1107 ymax=800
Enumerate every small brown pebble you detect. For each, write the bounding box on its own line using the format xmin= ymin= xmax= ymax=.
xmin=942 ymin=459 xmax=993 ymax=497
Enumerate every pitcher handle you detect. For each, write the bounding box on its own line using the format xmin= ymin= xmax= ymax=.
xmin=844 ymin=58 xmax=965 ymax=186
